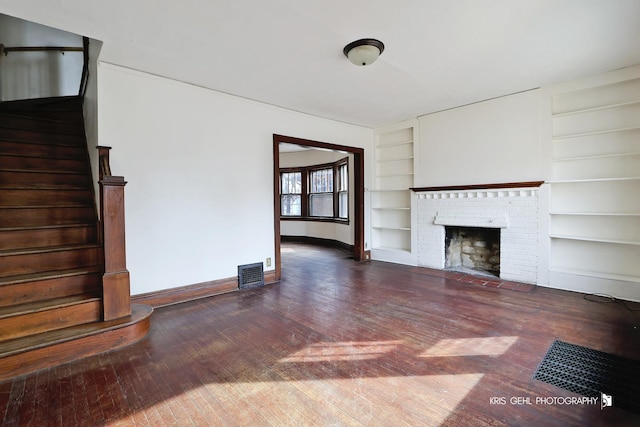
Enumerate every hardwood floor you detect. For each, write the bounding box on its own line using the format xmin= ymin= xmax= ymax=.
xmin=1 ymin=242 xmax=639 ymax=426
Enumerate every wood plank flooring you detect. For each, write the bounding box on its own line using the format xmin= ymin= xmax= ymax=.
xmin=1 ymin=242 xmax=639 ymax=426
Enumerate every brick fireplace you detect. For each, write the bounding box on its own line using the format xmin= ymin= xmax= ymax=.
xmin=414 ymin=183 xmax=541 ymax=284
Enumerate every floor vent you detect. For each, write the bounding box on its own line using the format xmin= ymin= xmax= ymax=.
xmin=238 ymin=262 xmax=264 ymax=289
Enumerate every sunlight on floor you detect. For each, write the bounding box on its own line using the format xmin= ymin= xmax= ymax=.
xmin=192 ymin=373 xmax=485 ymax=425
xmin=278 ymin=340 xmax=403 ymax=363
xmin=420 ymin=336 xmax=519 ymax=357
xmin=281 ymin=247 xmax=295 ymax=253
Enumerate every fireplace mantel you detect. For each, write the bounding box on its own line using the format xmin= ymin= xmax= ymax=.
xmin=411 ymin=181 xmax=544 ymax=192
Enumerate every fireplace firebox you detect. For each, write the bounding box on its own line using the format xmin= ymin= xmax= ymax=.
xmin=445 ymin=226 xmax=500 ymax=277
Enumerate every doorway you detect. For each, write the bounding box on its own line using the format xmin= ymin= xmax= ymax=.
xmin=273 ymin=134 xmax=366 ymax=281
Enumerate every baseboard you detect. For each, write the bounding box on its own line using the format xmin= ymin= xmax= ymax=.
xmin=281 ymin=235 xmax=354 ymax=253
xmin=132 ymin=270 xmax=278 ymax=308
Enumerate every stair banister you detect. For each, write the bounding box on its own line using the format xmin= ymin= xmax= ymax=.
xmin=97 ymin=146 xmax=131 ymax=320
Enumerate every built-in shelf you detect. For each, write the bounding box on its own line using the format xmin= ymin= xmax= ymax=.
xmin=552 ymin=126 xmax=640 ymax=141
xmin=550 ymin=234 xmax=640 ymax=246
xmin=550 ymin=267 xmax=639 ymax=283
xmin=377 ymin=156 xmax=414 ymax=163
xmin=549 ymin=76 xmax=640 ymax=288
xmin=372 ymin=246 xmax=412 ymax=254
xmin=372 ymin=226 xmax=411 ymax=231
xmin=372 ymin=207 xmax=411 ymax=211
xmin=548 ymin=176 xmax=640 ymax=184
xmin=376 ymin=172 xmax=414 ymax=178
xmin=551 ymin=100 xmax=640 ymax=118
xmin=373 ymin=125 xmax=415 ymax=255
xmin=549 ymin=212 xmax=640 ymax=216
xmin=376 ymin=139 xmax=413 ymax=148
xmin=553 ymin=152 xmax=640 ymax=162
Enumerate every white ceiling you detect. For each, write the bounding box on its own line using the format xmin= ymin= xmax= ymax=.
xmin=2 ymin=0 xmax=640 ymax=128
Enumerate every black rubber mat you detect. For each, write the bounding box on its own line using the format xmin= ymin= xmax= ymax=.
xmin=533 ymin=340 xmax=640 ymax=413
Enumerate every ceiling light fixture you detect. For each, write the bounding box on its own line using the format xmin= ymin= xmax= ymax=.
xmin=343 ymin=38 xmax=384 ymax=66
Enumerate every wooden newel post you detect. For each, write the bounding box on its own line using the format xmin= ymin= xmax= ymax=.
xmin=98 ymin=146 xmax=131 ymax=320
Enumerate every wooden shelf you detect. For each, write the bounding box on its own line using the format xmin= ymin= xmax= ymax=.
xmin=550 ymin=267 xmax=639 ymax=283
xmin=551 ymin=100 xmax=640 ymax=118
xmin=552 ymin=126 xmax=640 ymax=141
xmin=376 ymin=172 xmax=414 ymax=178
xmin=372 ymin=245 xmax=411 ymax=254
xmin=553 ymin=152 xmax=640 ymax=162
xmin=372 ymin=207 xmax=410 ymax=211
xmin=376 ymin=156 xmax=414 ymax=163
xmin=550 ymin=234 xmax=640 ymax=246
xmin=549 ymin=212 xmax=640 ymax=217
xmin=376 ymin=139 xmax=413 ymax=149
xmin=548 ymin=176 xmax=640 ymax=184
xmin=372 ymin=226 xmax=411 ymax=231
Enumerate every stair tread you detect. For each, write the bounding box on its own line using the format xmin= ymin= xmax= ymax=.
xmin=0 ymin=243 xmax=100 ymax=257
xmin=0 ymin=223 xmax=95 ymax=232
xmin=0 ymin=110 xmax=81 ymax=123
xmin=0 ymin=167 xmax=86 ymax=175
xmin=0 ymin=203 xmax=94 ymax=209
xmin=0 ymin=304 xmax=152 ymax=360
xmin=0 ymin=294 xmax=101 ymax=319
xmin=0 ymin=266 xmax=103 ymax=286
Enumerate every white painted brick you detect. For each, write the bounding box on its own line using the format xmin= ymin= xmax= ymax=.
xmin=416 ymin=186 xmax=539 ymax=283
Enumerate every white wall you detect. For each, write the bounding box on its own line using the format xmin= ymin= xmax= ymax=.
xmin=97 ymin=63 xmax=372 ymax=295
xmin=417 ymin=89 xmax=543 ymax=187
xmin=279 ymin=149 xmax=354 ymax=245
xmin=0 ymin=14 xmax=83 ymax=101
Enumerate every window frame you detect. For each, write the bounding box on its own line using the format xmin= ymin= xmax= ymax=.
xmin=279 ymin=170 xmax=303 ymax=217
xmin=279 ymin=157 xmax=349 ymax=224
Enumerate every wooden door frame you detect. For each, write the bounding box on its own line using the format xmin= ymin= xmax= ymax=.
xmin=273 ymin=134 xmax=366 ymax=281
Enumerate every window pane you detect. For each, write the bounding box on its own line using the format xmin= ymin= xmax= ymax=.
xmin=310 ymin=168 xmax=333 ymax=193
xmin=338 ymin=164 xmax=348 ymax=192
xmin=338 ymin=192 xmax=348 ymax=218
xmin=281 ymin=172 xmax=301 ymax=194
xmin=281 ymin=195 xmax=301 ymax=215
xmin=309 ymin=194 xmax=333 ymax=217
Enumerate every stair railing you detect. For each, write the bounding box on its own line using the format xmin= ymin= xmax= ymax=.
xmin=0 ymin=41 xmax=88 ymax=100
xmin=97 ymin=146 xmax=132 ymax=320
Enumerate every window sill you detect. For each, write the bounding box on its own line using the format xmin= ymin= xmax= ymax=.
xmin=281 ymin=216 xmax=350 ymax=225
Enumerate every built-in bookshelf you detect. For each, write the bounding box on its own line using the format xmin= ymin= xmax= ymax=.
xmin=371 ymin=124 xmax=415 ymax=257
xmin=549 ymin=77 xmax=640 ymax=283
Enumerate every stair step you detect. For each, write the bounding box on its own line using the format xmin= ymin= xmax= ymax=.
xmin=0 ymin=294 xmax=102 ymax=343
xmin=0 ymin=205 xmax=96 ymax=227
xmin=0 ymin=244 xmax=102 ymax=278
xmin=0 ymin=113 xmax=84 ymax=136
xmin=0 ymin=96 xmax=83 ymax=112
xmin=0 ymin=154 xmax=88 ymax=173
xmin=0 ymin=267 xmax=103 ymax=308
xmin=0 ymin=128 xmax=85 ymax=146
xmin=0 ymin=169 xmax=90 ymax=189
xmin=0 ymin=188 xmax=93 ymax=206
xmin=0 ymin=304 xmax=152 ymax=381
xmin=0 ymin=224 xmax=97 ymax=250
xmin=0 ymin=140 xmax=86 ymax=158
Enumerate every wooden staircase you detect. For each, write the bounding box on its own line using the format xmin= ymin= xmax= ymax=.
xmin=0 ymin=96 xmax=151 ymax=381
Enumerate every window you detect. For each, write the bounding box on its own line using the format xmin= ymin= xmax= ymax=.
xmin=337 ymin=161 xmax=348 ymax=219
xmin=280 ymin=157 xmax=348 ymax=222
xmin=309 ymin=167 xmax=333 ymax=217
xmin=281 ymin=171 xmax=302 ymax=216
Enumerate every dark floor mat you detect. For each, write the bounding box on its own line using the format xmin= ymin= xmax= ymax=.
xmin=533 ymin=340 xmax=640 ymax=414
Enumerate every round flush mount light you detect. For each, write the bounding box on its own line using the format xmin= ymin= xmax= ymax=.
xmin=343 ymin=38 xmax=385 ymax=66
